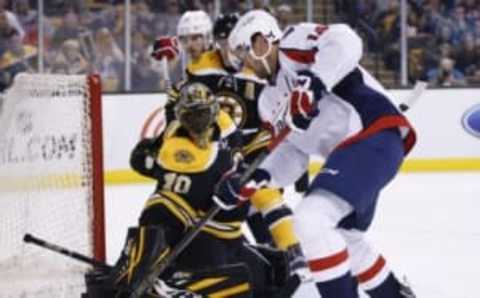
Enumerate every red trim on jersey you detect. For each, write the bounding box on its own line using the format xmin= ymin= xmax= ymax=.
xmin=357 ymin=256 xmax=386 ymax=283
xmin=309 ymin=249 xmax=349 ymax=272
xmin=336 ymin=115 xmax=417 ymax=155
xmin=141 ymin=107 xmax=164 ymax=138
xmin=281 ymin=48 xmax=318 ymax=64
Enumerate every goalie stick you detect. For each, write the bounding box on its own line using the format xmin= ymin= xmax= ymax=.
xmin=130 ymin=127 xmax=292 ymax=298
xmin=23 ymin=233 xmax=111 ymax=271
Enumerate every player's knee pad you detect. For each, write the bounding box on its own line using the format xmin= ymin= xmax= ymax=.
xmin=340 ymin=229 xmax=391 ymax=290
xmin=294 ymin=189 xmax=354 ymax=282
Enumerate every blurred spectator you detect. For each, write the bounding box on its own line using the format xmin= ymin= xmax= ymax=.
xmin=427 ymin=57 xmax=466 ymax=86
xmin=447 ymin=4 xmax=468 ymax=46
xmin=466 ymin=39 xmax=480 ymax=84
xmin=237 ymin=0 xmax=251 ymax=15
xmin=455 ymin=33 xmax=478 ymax=75
xmin=152 ymin=0 xmax=181 ymax=36
xmin=0 ymin=0 xmax=25 ymax=40
xmin=131 ymin=31 xmax=161 ymax=91
xmin=0 ymin=10 xmax=35 ymax=91
xmin=0 ymin=10 xmax=20 ymax=55
xmin=51 ymin=11 xmax=83 ymax=48
xmin=276 ymin=3 xmax=293 ymax=30
xmin=95 ymin=28 xmax=123 ymax=92
xmin=44 ymin=0 xmax=87 ymax=17
xmin=133 ymin=0 xmax=155 ymax=38
xmin=50 ymin=39 xmax=90 ymax=74
xmin=12 ymin=0 xmax=36 ymax=45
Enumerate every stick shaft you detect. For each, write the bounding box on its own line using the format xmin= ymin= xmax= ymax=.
xmin=23 ymin=233 xmax=111 ymax=270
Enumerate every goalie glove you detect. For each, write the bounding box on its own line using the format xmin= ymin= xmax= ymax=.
xmin=130 ymin=137 xmax=161 ymax=176
xmin=286 ymin=70 xmax=326 ymax=133
xmin=151 ymin=36 xmax=180 ymax=61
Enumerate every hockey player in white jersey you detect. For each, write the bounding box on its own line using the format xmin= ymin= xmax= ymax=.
xmin=212 ymin=10 xmax=417 ymax=298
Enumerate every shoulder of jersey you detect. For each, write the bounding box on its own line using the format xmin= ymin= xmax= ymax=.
xmin=280 ymin=23 xmax=327 ymax=49
xmin=157 ymin=121 xmax=220 ymax=174
xmin=187 ymin=50 xmax=229 ymax=76
xmin=235 ymin=66 xmax=267 ymax=85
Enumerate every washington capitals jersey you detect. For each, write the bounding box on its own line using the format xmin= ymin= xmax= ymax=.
xmin=258 ymin=23 xmax=416 ymax=186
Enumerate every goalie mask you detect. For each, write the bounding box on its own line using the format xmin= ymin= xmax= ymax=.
xmin=175 ymin=83 xmax=219 ymax=148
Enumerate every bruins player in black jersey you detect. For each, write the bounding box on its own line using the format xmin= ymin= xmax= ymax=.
xmin=151 ymin=14 xmax=309 ymax=259
xmin=87 ymin=83 xmax=299 ymax=298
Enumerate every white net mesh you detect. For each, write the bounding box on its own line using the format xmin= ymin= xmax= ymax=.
xmin=0 ymin=74 xmax=99 ymax=297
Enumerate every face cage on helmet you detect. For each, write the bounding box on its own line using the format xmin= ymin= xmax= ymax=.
xmin=177 ymin=103 xmax=219 ymax=137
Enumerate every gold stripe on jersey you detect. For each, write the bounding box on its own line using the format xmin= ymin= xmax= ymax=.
xmin=209 ymin=283 xmax=251 ymax=297
xmin=145 ymin=192 xmax=243 ymax=240
xmin=158 ymin=136 xmax=219 ymax=173
xmin=187 ymin=50 xmax=229 ymax=77
xmin=187 ymin=277 xmax=228 ymax=292
xmin=235 ymin=66 xmax=268 ymax=85
xmin=242 ymin=130 xmax=271 ymax=156
xmin=145 ymin=195 xmax=192 ymax=228
xmin=217 ymin=110 xmax=237 ymax=138
xmin=160 ymin=191 xmax=197 ymax=218
xmin=201 ymin=222 xmax=243 ymax=239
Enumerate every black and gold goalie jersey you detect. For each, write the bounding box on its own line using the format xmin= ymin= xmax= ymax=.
xmin=130 ymin=110 xmax=247 ymax=240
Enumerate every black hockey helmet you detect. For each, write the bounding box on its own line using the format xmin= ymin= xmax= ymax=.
xmin=213 ymin=13 xmax=240 ymax=40
xmin=175 ymin=82 xmax=219 ymax=147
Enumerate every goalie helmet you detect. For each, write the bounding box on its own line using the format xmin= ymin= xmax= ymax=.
xmin=175 ymin=83 xmax=219 ymax=148
xmin=177 ymin=10 xmax=213 ymax=46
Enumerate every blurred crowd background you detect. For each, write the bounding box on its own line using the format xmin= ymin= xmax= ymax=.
xmin=1 ymin=0 xmax=480 ymax=92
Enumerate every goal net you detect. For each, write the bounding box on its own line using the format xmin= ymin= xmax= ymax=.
xmin=0 ymin=74 xmax=105 ymax=297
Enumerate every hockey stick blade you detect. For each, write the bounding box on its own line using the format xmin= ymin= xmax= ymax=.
xmin=130 ymin=127 xmax=292 ymax=298
xmin=23 ymin=233 xmax=111 ymax=271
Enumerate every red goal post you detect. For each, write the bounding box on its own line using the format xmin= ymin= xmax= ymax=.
xmin=0 ymin=73 xmax=105 ymax=297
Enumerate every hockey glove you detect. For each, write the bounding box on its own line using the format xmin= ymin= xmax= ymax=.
xmin=130 ymin=137 xmax=160 ymax=176
xmin=286 ymin=70 xmax=326 ymax=132
xmin=213 ymin=168 xmax=271 ymax=211
xmin=151 ymin=36 xmax=180 ymax=61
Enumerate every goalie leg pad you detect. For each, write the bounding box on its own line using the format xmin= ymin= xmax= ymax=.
xmin=167 ymin=263 xmax=253 ymax=297
xmin=107 ymin=225 xmax=170 ymax=295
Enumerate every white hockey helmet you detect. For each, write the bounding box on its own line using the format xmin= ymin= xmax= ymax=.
xmin=177 ymin=10 xmax=213 ymax=45
xmin=228 ymin=10 xmax=282 ymax=69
